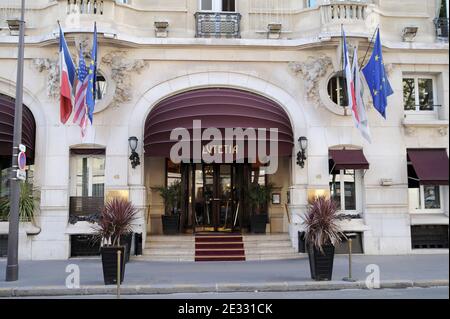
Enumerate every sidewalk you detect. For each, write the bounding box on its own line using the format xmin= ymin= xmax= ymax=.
xmin=0 ymin=254 xmax=448 ymax=297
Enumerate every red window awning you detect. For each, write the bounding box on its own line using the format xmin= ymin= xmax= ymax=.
xmin=329 ymin=149 xmax=370 ymax=170
xmin=407 ymin=149 xmax=449 ymax=185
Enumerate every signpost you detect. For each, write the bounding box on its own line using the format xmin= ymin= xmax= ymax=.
xmin=6 ymin=0 xmax=26 ymax=282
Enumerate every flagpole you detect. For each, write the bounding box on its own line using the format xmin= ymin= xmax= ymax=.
xmin=6 ymin=0 xmax=26 ymax=282
xmin=360 ymin=25 xmax=379 ymax=71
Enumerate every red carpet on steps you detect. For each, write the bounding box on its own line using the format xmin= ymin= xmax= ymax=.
xmin=195 ymin=233 xmax=246 ymax=262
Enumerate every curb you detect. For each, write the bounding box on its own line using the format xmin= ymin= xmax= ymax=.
xmin=0 ymin=279 xmax=448 ymax=297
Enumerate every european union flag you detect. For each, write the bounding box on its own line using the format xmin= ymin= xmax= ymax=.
xmin=86 ymin=23 xmax=97 ymax=124
xmin=362 ymin=28 xmax=393 ymax=119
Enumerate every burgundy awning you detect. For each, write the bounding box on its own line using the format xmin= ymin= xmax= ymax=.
xmin=0 ymin=94 xmax=36 ymax=164
xmin=407 ymin=149 xmax=449 ymax=185
xmin=144 ymin=88 xmax=294 ymax=158
xmin=329 ymin=149 xmax=370 ymax=170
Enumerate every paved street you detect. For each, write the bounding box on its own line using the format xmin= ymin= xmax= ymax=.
xmin=0 ymin=254 xmax=448 ymax=288
xmin=3 ymin=287 xmax=448 ymax=299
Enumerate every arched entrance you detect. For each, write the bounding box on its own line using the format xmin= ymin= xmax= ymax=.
xmin=0 ymin=93 xmax=36 ymax=200
xmin=144 ymin=88 xmax=294 ymax=234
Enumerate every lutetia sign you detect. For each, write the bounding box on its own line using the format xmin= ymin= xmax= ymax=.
xmin=169 ymin=120 xmax=279 ymax=174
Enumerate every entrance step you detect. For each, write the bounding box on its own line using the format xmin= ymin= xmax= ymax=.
xmin=140 ymin=233 xmax=300 ymax=262
xmin=142 ymin=235 xmax=195 ymax=262
xmin=195 ymin=233 xmax=246 ymax=262
xmin=243 ymin=234 xmax=301 ymax=261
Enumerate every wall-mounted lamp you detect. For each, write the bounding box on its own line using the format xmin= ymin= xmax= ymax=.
xmin=296 ymin=136 xmax=308 ymax=168
xmin=402 ymin=26 xmax=418 ymax=42
xmin=6 ymin=19 xmax=20 ymax=36
xmin=128 ymin=136 xmax=140 ymax=169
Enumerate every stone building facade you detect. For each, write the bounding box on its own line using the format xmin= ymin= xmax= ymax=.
xmin=0 ymin=0 xmax=448 ymax=260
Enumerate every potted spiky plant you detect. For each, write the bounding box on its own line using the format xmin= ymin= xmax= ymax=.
xmin=157 ymin=180 xmax=181 ymax=235
xmin=94 ymin=197 xmax=138 ymax=285
xmin=0 ymin=181 xmax=39 ymax=222
xmin=248 ymin=182 xmax=275 ymax=234
xmin=302 ymin=196 xmax=345 ymax=281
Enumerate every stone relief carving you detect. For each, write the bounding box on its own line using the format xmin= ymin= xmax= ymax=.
xmin=404 ymin=126 xmax=416 ymax=136
xmin=289 ymin=54 xmax=333 ymax=106
xmin=437 ymin=126 xmax=448 ymax=136
xmin=101 ymin=51 xmax=148 ymax=107
xmin=32 ymin=58 xmax=59 ymax=99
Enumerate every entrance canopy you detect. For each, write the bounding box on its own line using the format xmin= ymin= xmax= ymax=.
xmin=144 ymin=88 xmax=294 ymax=158
xmin=0 ymin=94 xmax=36 ymax=166
xmin=407 ymin=149 xmax=449 ymax=185
xmin=329 ymin=149 xmax=370 ymax=171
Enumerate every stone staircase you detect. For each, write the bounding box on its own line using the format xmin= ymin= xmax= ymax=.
xmin=243 ymin=234 xmax=301 ymax=261
xmin=139 ymin=235 xmax=195 ymax=262
xmin=137 ymin=233 xmax=300 ymax=262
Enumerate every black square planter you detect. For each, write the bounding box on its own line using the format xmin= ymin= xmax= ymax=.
xmin=307 ymin=244 xmax=335 ymax=281
xmin=101 ymin=246 xmax=126 ymax=285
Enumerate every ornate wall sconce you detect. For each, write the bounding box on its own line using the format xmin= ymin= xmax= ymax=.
xmin=128 ymin=136 xmax=140 ymax=169
xmin=296 ymin=136 xmax=308 ymax=168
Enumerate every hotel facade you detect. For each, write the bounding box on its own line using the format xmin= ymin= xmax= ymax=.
xmin=0 ymin=0 xmax=448 ymax=261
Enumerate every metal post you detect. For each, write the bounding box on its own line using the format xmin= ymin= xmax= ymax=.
xmin=6 ymin=0 xmax=26 ymax=282
xmin=343 ymin=234 xmax=357 ymax=282
xmin=117 ymin=249 xmax=121 ymax=299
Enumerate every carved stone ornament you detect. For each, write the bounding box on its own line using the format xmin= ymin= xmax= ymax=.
xmin=101 ymin=51 xmax=148 ymax=107
xmin=404 ymin=126 xmax=416 ymax=136
xmin=437 ymin=126 xmax=448 ymax=136
xmin=32 ymin=58 xmax=59 ymax=99
xmin=289 ymin=54 xmax=333 ymax=106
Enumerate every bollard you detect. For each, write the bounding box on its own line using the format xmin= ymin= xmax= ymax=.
xmin=117 ymin=249 xmax=121 ymax=299
xmin=343 ymin=234 xmax=357 ymax=282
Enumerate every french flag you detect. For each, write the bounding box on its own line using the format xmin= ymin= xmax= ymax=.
xmin=343 ymin=30 xmax=359 ymax=125
xmin=59 ymin=25 xmax=76 ymax=124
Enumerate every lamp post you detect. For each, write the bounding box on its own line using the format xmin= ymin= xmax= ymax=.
xmin=6 ymin=0 xmax=26 ymax=282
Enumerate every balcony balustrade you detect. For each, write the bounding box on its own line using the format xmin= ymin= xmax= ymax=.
xmin=67 ymin=0 xmax=104 ymax=15
xmin=320 ymin=1 xmax=372 ymax=34
xmin=195 ymin=12 xmax=241 ymax=38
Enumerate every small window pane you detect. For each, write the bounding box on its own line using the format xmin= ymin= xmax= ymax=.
xmin=327 ymin=75 xmax=348 ymax=107
xmin=329 ymin=172 xmax=341 ymax=210
xmin=403 ymin=78 xmax=416 ymax=111
xmin=222 ymin=0 xmax=235 ymax=12
xmin=424 ymin=185 xmax=441 ymax=209
xmin=307 ymin=0 xmax=317 ymax=7
xmin=418 ymin=79 xmax=434 ymax=111
xmin=408 ymin=188 xmax=421 ymax=210
xmin=343 ymin=170 xmax=356 ymax=210
xmin=201 ymin=0 xmax=213 ymax=10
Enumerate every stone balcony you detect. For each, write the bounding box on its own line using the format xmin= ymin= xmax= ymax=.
xmin=319 ymin=0 xmax=376 ymax=35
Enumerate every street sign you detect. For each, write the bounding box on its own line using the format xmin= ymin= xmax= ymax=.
xmin=16 ymin=169 xmax=26 ymax=181
xmin=16 ymin=144 xmax=27 ymax=181
xmin=18 ymin=151 xmax=26 ymax=171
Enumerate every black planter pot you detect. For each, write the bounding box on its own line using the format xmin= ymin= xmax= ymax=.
xmin=162 ymin=214 xmax=180 ymax=235
xmin=307 ymin=243 xmax=335 ymax=281
xmin=101 ymin=246 xmax=126 ymax=285
xmin=250 ymin=214 xmax=267 ymax=234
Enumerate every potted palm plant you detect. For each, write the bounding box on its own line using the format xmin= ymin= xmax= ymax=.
xmin=94 ymin=197 xmax=138 ymax=285
xmin=248 ymin=182 xmax=275 ymax=234
xmin=157 ymin=180 xmax=181 ymax=235
xmin=0 ymin=181 xmax=39 ymax=222
xmin=302 ymin=196 xmax=345 ymax=281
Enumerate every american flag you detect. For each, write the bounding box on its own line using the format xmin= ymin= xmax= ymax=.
xmin=73 ymin=48 xmax=89 ymax=137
